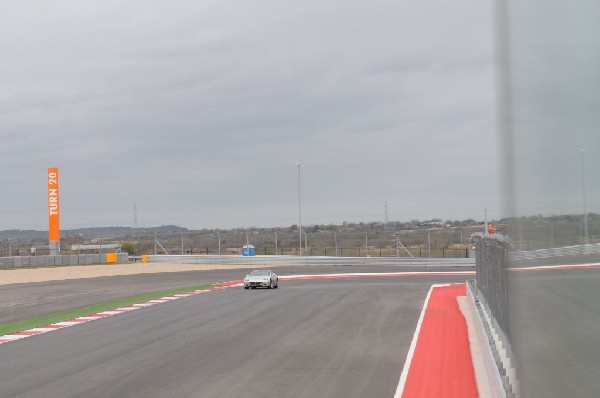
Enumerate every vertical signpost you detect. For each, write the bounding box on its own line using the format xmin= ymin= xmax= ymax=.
xmin=48 ymin=168 xmax=60 ymax=255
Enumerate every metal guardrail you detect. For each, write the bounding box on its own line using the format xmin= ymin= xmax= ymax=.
xmin=0 ymin=253 xmax=129 ymax=269
xmin=510 ymin=243 xmax=600 ymax=261
xmin=146 ymin=254 xmax=475 ymax=267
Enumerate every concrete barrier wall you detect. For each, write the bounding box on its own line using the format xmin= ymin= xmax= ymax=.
xmin=146 ymin=254 xmax=475 ymax=267
xmin=0 ymin=253 xmax=128 ymax=269
xmin=465 ymin=280 xmax=510 ymax=398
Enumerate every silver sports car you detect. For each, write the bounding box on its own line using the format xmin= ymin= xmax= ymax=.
xmin=244 ymin=269 xmax=279 ymax=289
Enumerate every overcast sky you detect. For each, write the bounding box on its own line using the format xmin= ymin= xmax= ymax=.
xmin=0 ymin=0 xmax=500 ymax=230
xmin=505 ymin=0 xmax=600 ymax=218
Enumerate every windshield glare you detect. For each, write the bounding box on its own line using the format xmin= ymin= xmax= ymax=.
xmin=249 ymin=270 xmax=270 ymax=276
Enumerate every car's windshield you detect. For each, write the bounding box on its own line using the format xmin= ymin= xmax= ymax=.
xmin=249 ymin=270 xmax=269 ymax=276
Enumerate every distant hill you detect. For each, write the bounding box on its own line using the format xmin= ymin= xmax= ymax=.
xmin=0 ymin=225 xmax=189 ymax=241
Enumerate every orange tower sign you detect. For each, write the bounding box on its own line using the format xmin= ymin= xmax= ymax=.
xmin=48 ymin=167 xmax=60 ymax=254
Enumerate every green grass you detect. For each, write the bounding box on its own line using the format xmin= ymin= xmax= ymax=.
xmin=0 ymin=284 xmax=213 ymax=336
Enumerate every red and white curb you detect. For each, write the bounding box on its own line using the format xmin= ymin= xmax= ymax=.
xmin=511 ymin=262 xmax=600 ymax=272
xmin=280 ymin=270 xmax=475 ymax=281
xmin=0 ymin=282 xmax=242 ymax=346
xmin=394 ymin=283 xmax=478 ymax=398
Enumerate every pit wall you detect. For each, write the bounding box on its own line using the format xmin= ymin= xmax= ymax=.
xmin=0 ymin=253 xmax=129 ymax=269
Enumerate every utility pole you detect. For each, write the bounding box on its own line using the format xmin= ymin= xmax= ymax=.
xmin=296 ymin=162 xmax=303 ymax=256
xmin=133 ymin=204 xmax=138 ymax=254
xmin=334 ymin=231 xmax=338 ymax=257
xmin=305 ymin=232 xmax=308 ymax=254
xmin=275 ymin=232 xmax=278 ymax=255
xmin=392 ymin=232 xmax=414 ymax=257
xmin=428 ymin=231 xmax=431 ymax=257
xmin=484 ymin=208 xmax=488 ymax=235
xmin=365 ymin=232 xmax=368 ymax=257
xmin=384 ymin=201 xmax=389 ymax=229
xmin=580 ymin=150 xmax=589 ymax=244
xmin=218 ymin=231 xmax=221 ymax=255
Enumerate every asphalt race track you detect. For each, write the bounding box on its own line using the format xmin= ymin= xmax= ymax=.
xmin=0 ymin=266 xmax=468 ymax=323
xmin=510 ymin=265 xmax=600 ymax=398
xmin=0 ymin=268 xmax=470 ymax=398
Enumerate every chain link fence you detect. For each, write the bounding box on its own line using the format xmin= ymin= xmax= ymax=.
xmin=0 ymin=227 xmax=482 ymax=259
xmin=474 ymin=232 xmax=510 ymax=337
xmin=133 ymin=230 xmax=474 ymax=258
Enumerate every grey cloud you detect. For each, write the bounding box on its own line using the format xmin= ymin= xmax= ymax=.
xmin=0 ymin=0 xmax=500 ymax=229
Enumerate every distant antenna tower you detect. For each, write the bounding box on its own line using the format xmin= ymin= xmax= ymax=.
xmin=133 ymin=204 xmax=138 ymax=230
xmin=133 ymin=204 xmax=138 ymax=252
xmin=384 ymin=201 xmax=389 ymax=228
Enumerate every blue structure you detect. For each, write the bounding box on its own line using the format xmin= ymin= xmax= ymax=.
xmin=242 ymin=245 xmax=255 ymax=256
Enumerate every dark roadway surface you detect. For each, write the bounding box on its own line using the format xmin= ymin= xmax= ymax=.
xmin=0 ymin=265 xmax=471 ymax=324
xmin=509 ymin=265 xmax=600 ymax=398
xmin=0 ymin=268 xmax=470 ymax=398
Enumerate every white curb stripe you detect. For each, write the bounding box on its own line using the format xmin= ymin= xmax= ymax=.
xmin=1 ymin=335 xmax=29 ymax=340
xmin=53 ymin=321 xmax=86 ymax=326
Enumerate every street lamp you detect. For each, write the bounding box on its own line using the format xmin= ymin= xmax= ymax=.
xmin=579 ymin=149 xmax=589 ymax=244
xmin=296 ymin=162 xmax=303 ymax=255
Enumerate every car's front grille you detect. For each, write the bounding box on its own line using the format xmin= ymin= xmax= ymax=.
xmin=249 ymin=282 xmax=264 ymax=286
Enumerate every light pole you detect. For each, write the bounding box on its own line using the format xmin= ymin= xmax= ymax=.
xmin=334 ymin=231 xmax=338 ymax=257
xmin=579 ymin=149 xmax=589 ymax=244
xmin=428 ymin=231 xmax=431 ymax=257
xmin=296 ymin=162 xmax=303 ymax=256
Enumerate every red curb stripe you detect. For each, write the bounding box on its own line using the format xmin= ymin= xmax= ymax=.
xmin=400 ymin=284 xmax=478 ymax=398
xmin=11 ymin=331 xmax=45 ymax=336
xmin=512 ymin=263 xmax=600 ymax=272
xmin=216 ymin=280 xmax=244 ymax=287
xmin=280 ymin=271 xmax=474 ymax=281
